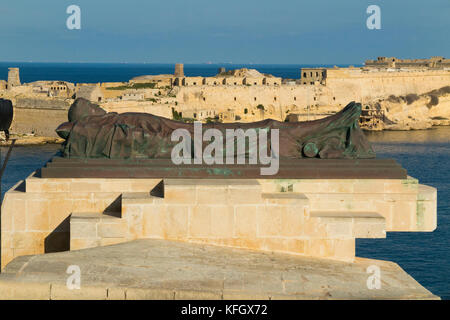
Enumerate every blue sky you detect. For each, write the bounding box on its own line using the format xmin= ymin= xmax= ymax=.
xmin=0 ymin=0 xmax=448 ymax=64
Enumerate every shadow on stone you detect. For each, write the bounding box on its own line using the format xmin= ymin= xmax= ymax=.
xmin=44 ymin=216 xmax=70 ymax=253
xmin=14 ymin=180 xmax=25 ymax=192
xmin=103 ymin=195 xmax=122 ymax=218
xmin=150 ymin=180 xmax=164 ymax=198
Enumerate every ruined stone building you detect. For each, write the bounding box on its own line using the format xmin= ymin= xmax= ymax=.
xmin=75 ymin=85 xmax=104 ymax=102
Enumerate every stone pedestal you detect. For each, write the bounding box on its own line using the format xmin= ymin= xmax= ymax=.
xmin=1 ymin=172 xmax=437 ymax=269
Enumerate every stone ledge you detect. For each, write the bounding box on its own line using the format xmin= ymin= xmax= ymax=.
xmin=0 ymin=239 xmax=439 ymax=300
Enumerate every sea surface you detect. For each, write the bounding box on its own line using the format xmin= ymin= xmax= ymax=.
xmin=0 ymin=62 xmax=357 ymax=83
xmin=0 ymin=63 xmax=448 ymax=299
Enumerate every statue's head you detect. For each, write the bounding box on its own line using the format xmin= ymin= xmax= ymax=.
xmin=68 ymin=98 xmax=106 ymax=122
xmin=56 ymin=98 xmax=107 ymax=139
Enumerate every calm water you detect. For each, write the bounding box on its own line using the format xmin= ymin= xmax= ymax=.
xmin=0 ymin=62 xmax=357 ymax=83
xmin=1 ymin=127 xmax=449 ymax=299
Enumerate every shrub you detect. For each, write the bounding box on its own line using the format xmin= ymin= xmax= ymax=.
xmin=405 ymin=94 xmax=419 ymax=105
xmin=427 ymin=95 xmax=439 ymax=108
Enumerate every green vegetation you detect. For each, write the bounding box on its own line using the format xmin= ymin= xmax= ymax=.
xmin=256 ymin=104 xmax=265 ymax=111
xmin=106 ymin=82 xmax=157 ymax=90
xmin=171 ymin=108 xmax=195 ymax=123
xmin=427 ymin=95 xmax=439 ymax=108
xmin=431 ymin=116 xmax=448 ymax=120
xmin=205 ymin=116 xmax=222 ymax=124
xmin=172 ymin=108 xmax=183 ymax=121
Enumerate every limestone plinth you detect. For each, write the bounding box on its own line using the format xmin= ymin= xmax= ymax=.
xmin=1 ymin=173 xmax=437 ymax=269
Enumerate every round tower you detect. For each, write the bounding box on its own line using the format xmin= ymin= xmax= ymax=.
xmin=174 ymin=63 xmax=184 ymax=77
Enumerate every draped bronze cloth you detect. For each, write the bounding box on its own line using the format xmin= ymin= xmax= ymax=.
xmin=56 ymin=99 xmax=375 ymax=160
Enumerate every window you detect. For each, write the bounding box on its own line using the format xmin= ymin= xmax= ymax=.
xmin=303 ymin=72 xmax=306 ymax=77
xmin=254 ymin=97 xmax=257 ymax=101
xmin=234 ymin=97 xmax=237 ymax=101
xmin=294 ymin=97 xmax=296 ymax=101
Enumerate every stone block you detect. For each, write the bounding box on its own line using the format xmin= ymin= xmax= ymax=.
xmin=12 ymin=232 xmax=45 ymax=251
xmin=333 ymin=239 xmax=355 ymax=261
xmin=391 ymin=201 xmax=416 ymax=231
xmin=126 ymin=288 xmax=174 ymax=300
xmin=416 ymin=200 xmax=437 ymax=232
xmin=12 ymin=199 xmax=27 ymax=232
xmin=100 ymin=238 xmax=127 ymax=247
xmin=417 ymin=184 xmax=437 ymax=201
xmin=98 ymin=222 xmax=126 ymax=238
xmin=222 ymin=291 xmax=270 ymax=300
xmin=234 ymin=206 xmax=258 ymax=238
xmin=257 ymin=206 xmax=282 ymax=237
xmin=70 ymin=221 xmax=98 ymax=239
xmin=107 ymin=287 xmax=126 ymax=300
xmin=70 ymin=238 xmax=100 ymax=251
xmin=0 ymin=281 xmax=50 ymax=300
xmin=353 ymin=219 xmax=386 ymax=238
xmin=210 ymin=205 xmax=234 ymax=238
xmin=51 ymin=283 xmax=107 ymax=300
xmin=164 ymin=205 xmax=189 ymax=238
xmin=285 ymin=239 xmax=306 ymax=254
xmin=326 ymin=222 xmax=353 ymax=239
xmin=1 ymin=200 xmax=14 ymax=232
xmin=305 ymin=239 xmax=335 ymax=259
xmin=189 ymin=205 xmax=212 ymax=237
xmin=175 ymin=289 xmax=222 ymax=300
xmin=262 ymin=192 xmax=309 ymax=205
xmin=26 ymin=200 xmax=49 ymax=231
xmin=228 ymin=188 xmax=262 ymax=204
xmin=143 ymin=205 xmax=165 ymax=238
xmin=197 ymin=187 xmax=227 ymax=205
xmin=70 ymin=181 xmax=102 ymax=193
xmin=164 ymin=187 xmax=197 ymax=204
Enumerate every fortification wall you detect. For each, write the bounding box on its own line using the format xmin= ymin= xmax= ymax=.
xmin=101 ymin=101 xmax=173 ymax=119
xmin=326 ymin=69 xmax=450 ymax=105
xmin=9 ymin=97 xmax=72 ymax=137
xmin=171 ymin=69 xmax=450 ymax=122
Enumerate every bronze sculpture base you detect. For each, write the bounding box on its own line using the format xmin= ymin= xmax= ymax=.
xmin=41 ymin=157 xmax=407 ymax=179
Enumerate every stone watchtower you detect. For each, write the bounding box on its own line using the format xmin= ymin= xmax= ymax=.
xmin=174 ymin=63 xmax=184 ymax=77
xmin=8 ymin=68 xmax=21 ymax=88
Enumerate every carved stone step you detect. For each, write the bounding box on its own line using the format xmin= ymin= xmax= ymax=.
xmin=70 ymin=212 xmax=127 ymax=250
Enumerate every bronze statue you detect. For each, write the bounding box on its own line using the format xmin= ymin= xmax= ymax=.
xmin=56 ymin=98 xmax=375 ymax=160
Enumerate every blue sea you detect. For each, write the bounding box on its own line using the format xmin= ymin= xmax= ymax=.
xmin=0 ymin=63 xmax=448 ymax=299
xmin=0 ymin=62 xmax=357 ymax=83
